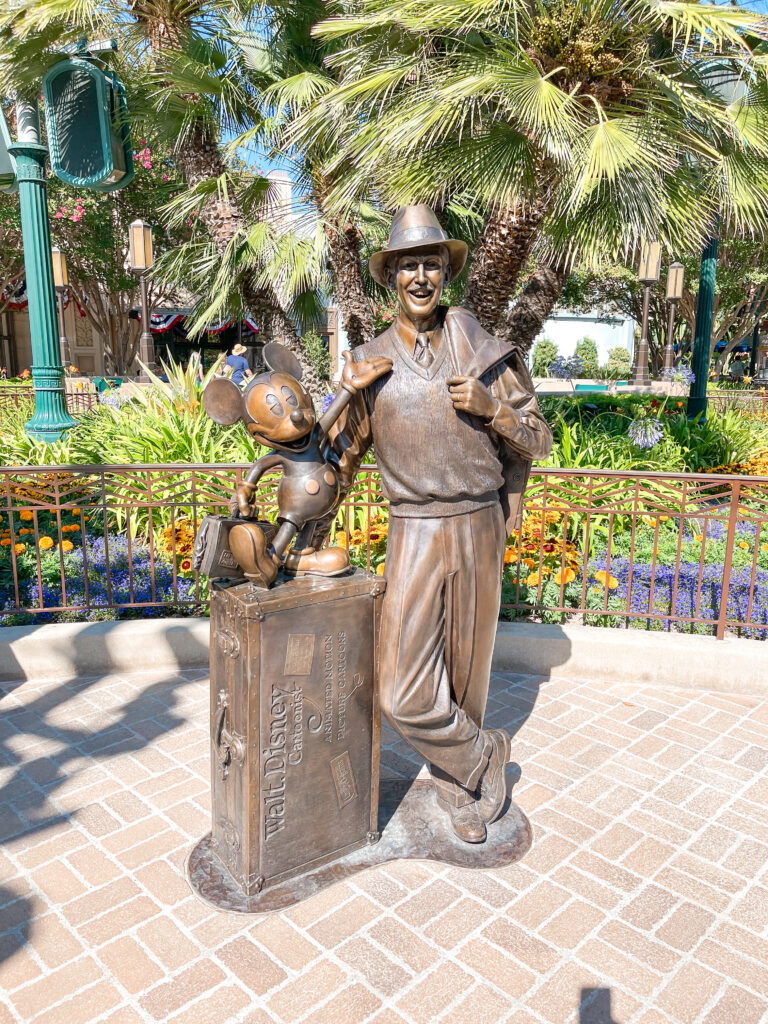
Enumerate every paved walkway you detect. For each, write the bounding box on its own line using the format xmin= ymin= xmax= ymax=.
xmin=1 ymin=665 xmax=768 ymax=1024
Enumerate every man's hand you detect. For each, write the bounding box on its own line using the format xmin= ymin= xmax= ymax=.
xmin=447 ymin=376 xmax=498 ymax=419
xmin=341 ymin=350 xmax=393 ymax=392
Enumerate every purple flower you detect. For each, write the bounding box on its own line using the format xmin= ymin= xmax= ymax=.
xmin=548 ymin=355 xmax=585 ymax=380
xmin=320 ymin=394 xmax=335 ymax=414
xmin=629 ymin=417 xmax=664 ymax=449
xmin=661 ymin=365 xmax=695 ymax=385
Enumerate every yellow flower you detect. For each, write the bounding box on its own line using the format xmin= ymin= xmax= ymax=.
xmin=60 ymin=540 xmax=74 ymax=553
xmin=376 ymin=562 xmax=385 ymax=576
xmin=607 ymin=575 xmax=619 ymax=590
xmin=595 ymin=570 xmax=607 ymax=583
xmin=14 ymin=543 xmax=26 ymax=554
xmin=336 ymin=533 xmax=348 ymax=549
xmin=524 ymin=572 xmax=540 ymax=586
xmin=738 ymin=541 xmax=749 ymax=550
xmin=592 ymin=586 xmax=602 ymax=595
xmin=70 ymin=507 xmax=80 ymax=515
xmin=693 ymin=533 xmax=703 ymax=543
xmin=522 ymin=557 xmax=535 ymax=569
xmin=39 ymin=536 xmax=54 ymax=551
xmin=762 ymin=544 xmax=768 ymax=554
xmin=553 ymin=567 xmax=576 ymax=585
xmin=19 ymin=510 xmax=33 ymax=522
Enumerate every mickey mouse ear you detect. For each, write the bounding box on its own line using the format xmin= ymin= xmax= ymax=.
xmin=263 ymin=343 xmax=303 ymax=380
xmin=202 ymin=377 xmax=245 ymax=425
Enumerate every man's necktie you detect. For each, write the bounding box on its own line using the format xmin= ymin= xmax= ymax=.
xmin=414 ymin=332 xmax=434 ymax=367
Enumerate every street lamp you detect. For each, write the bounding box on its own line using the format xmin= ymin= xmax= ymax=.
xmin=663 ymin=261 xmax=684 ymax=372
xmin=51 ymin=245 xmax=72 ymax=368
xmin=128 ymin=218 xmax=156 ymax=376
xmin=632 ymin=240 xmax=661 ymax=385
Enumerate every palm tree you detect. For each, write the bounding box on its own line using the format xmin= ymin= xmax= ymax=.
xmin=0 ymin=1 xmax=331 ymax=400
xmin=222 ymin=0 xmax=380 ymax=348
xmin=311 ymin=0 xmax=768 ymax=351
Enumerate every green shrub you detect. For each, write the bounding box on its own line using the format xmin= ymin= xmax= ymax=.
xmin=575 ymin=338 xmax=599 ymax=378
xmin=532 ymin=337 xmax=558 ymax=377
xmin=602 ymin=345 xmax=632 ymax=380
xmin=302 ymin=329 xmax=331 ymax=383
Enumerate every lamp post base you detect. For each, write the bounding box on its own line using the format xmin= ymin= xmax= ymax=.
xmin=136 ymin=330 xmax=157 ymax=382
xmin=24 ymin=363 xmax=78 ymax=441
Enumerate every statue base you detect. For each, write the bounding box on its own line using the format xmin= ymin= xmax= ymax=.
xmin=187 ymin=778 xmax=532 ymax=914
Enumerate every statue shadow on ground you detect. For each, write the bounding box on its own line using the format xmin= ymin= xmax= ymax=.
xmin=580 ymin=988 xmax=622 ymax=1023
xmin=377 ymin=624 xmax=573 ymax=832
xmin=0 ymin=622 xmax=209 ymax=964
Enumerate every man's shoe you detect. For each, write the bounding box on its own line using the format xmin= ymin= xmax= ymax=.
xmin=284 ymin=546 xmax=350 ymax=577
xmin=441 ymin=800 xmax=487 ymax=844
xmin=229 ymin=523 xmax=279 ymax=588
xmin=477 ymin=729 xmax=511 ymax=824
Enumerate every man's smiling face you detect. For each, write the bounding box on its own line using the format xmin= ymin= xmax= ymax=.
xmin=393 ymin=247 xmax=448 ymax=324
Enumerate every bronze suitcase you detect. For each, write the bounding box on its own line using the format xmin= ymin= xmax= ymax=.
xmin=208 ymin=570 xmax=385 ymax=894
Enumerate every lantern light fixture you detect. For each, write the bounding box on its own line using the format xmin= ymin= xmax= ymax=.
xmin=638 ymin=240 xmax=662 ymax=285
xmin=666 ymin=262 xmax=685 ymax=302
xmin=128 ymin=218 xmax=153 ymax=272
xmin=51 ymin=245 xmax=68 ymax=289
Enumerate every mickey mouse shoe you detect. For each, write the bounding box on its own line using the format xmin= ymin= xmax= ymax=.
xmin=229 ymin=522 xmax=279 ymax=588
xmin=283 ymin=546 xmax=350 ymax=578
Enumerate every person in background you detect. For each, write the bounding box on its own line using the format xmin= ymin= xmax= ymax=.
xmin=221 ymin=343 xmax=253 ymax=386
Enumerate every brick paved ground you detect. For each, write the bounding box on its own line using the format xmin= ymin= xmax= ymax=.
xmin=1 ymin=665 xmax=768 ymax=1024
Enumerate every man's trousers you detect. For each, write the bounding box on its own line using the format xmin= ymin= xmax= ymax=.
xmin=378 ymin=502 xmax=506 ymax=808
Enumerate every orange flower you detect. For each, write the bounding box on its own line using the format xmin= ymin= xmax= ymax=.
xmin=524 ymin=572 xmax=540 ymax=586
xmin=18 ymin=528 xmax=30 ymax=535
xmin=376 ymin=562 xmax=386 ymax=576
xmin=19 ymin=510 xmax=33 ymax=522
xmin=503 ymin=546 xmax=517 ymax=564
xmin=14 ymin=543 xmax=26 ymax=554
xmin=39 ymin=536 xmax=54 ymax=550
xmin=336 ymin=534 xmax=348 ymax=549
xmin=522 ymin=557 xmax=535 ymax=569
xmin=553 ymin=567 xmax=576 ymax=585
xmin=0 ymin=539 xmax=10 ymax=546
xmin=738 ymin=541 xmax=749 ymax=550
xmin=60 ymin=540 xmax=74 ymax=553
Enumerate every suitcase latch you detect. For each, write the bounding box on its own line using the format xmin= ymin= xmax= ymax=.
xmin=214 ymin=689 xmax=246 ymax=779
xmin=215 ymin=628 xmax=241 ymax=658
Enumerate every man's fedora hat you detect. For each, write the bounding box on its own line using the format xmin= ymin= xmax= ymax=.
xmin=369 ymin=204 xmax=468 ymax=288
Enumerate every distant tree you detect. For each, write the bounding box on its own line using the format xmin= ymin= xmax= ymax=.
xmin=575 ymin=337 xmax=599 ymax=378
xmin=532 ymin=337 xmax=558 ymax=377
xmin=604 ymin=346 xmax=632 ymax=380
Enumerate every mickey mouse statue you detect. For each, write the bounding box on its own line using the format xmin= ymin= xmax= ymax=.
xmin=202 ymin=343 xmax=392 ymax=588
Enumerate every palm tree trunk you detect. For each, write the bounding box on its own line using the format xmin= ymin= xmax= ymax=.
xmin=463 ymin=201 xmax=547 ymax=332
xmin=495 ymin=260 xmax=569 ymax=354
xmin=324 ymin=218 xmax=374 ymax=348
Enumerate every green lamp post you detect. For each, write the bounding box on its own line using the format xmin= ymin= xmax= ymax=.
xmin=687 ymin=235 xmax=719 ymax=422
xmin=9 ymin=100 xmax=77 ymax=441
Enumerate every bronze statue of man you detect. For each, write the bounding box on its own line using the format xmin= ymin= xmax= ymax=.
xmin=327 ymin=205 xmax=552 ymax=843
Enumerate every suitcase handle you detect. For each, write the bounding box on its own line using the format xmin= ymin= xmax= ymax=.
xmin=214 ymin=689 xmax=246 ymax=779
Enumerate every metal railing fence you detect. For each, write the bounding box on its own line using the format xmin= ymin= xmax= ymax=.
xmin=0 ymin=384 xmax=98 ymax=415
xmin=706 ymin=390 xmax=768 ymax=420
xmin=1 ymin=464 xmax=766 ymax=639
